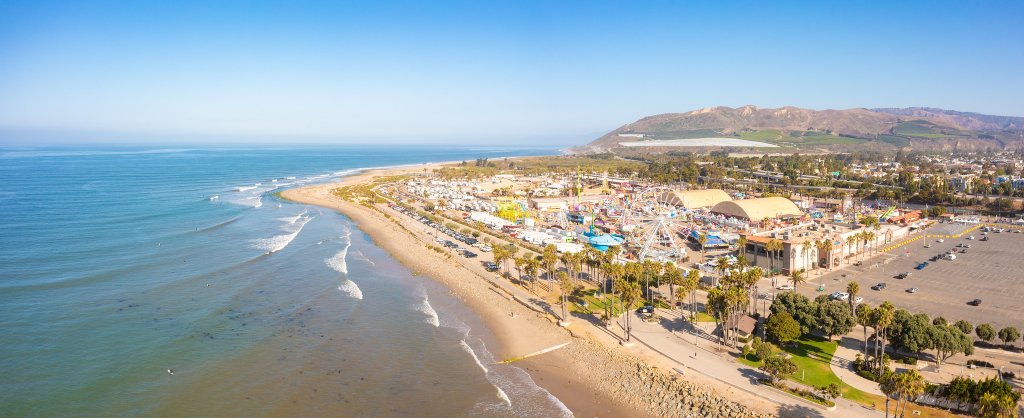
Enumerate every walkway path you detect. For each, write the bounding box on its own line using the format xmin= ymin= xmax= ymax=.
xmin=830 ymin=335 xmax=884 ymax=396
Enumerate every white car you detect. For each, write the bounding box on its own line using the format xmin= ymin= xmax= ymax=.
xmin=830 ymin=292 xmax=850 ymax=301
xmin=854 ymin=296 xmax=864 ymax=304
xmin=777 ymin=284 xmax=794 ymax=290
xmin=480 ymin=245 xmax=492 ymax=252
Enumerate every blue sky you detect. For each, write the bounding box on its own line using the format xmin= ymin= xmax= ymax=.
xmin=0 ymin=0 xmax=1022 ymax=145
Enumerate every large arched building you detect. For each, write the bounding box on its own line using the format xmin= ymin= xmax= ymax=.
xmin=659 ymin=189 xmax=732 ymax=209
xmin=710 ymin=197 xmax=802 ymax=221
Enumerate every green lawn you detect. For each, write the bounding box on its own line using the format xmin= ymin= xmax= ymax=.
xmin=570 ymin=290 xmax=629 ymax=316
xmin=738 ymin=335 xmax=876 ymax=405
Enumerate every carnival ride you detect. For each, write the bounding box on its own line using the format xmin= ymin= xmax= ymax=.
xmin=616 ymin=187 xmax=689 ymax=261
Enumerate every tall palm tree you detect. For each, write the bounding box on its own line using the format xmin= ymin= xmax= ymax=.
xmin=802 ymin=240 xmax=814 ymax=272
xmin=737 ymin=236 xmax=748 ymax=258
xmin=620 ymin=281 xmax=641 ymax=342
xmin=821 ymin=239 xmax=834 ymax=271
xmin=856 ymin=303 xmax=874 ymax=359
xmin=513 ymin=256 xmax=526 ymax=282
xmin=541 ymin=244 xmax=558 ymax=281
xmin=846 ymin=235 xmax=857 ymax=264
xmin=524 ymin=257 xmax=541 ymax=293
xmin=789 ymin=269 xmax=805 ymax=291
xmin=663 ymin=262 xmax=682 ymax=307
xmin=685 ymin=269 xmax=700 ymax=321
xmin=557 ymin=271 xmax=573 ymax=326
xmin=873 ymin=301 xmax=895 ymax=371
xmin=846 ymin=281 xmax=860 ymax=312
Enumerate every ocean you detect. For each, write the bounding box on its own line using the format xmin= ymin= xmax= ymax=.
xmin=0 ymin=145 xmax=570 ymax=417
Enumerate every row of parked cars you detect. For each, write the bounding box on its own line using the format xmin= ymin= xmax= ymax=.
xmin=390 ymin=204 xmax=493 ymax=259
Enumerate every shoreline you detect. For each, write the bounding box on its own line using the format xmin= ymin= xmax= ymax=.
xmin=281 ymin=163 xmax=774 ymax=417
xmin=279 ymin=164 xmax=634 ymax=416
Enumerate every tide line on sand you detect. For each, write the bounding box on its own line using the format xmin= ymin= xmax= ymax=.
xmin=495 ymin=341 xmax=571 ymax=364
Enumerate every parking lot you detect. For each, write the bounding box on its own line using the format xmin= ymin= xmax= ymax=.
xmin=803 ymin=223 xmax=1024 ymax=330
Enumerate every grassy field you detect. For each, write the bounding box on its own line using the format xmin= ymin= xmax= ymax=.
xmin=877 ymin=135 xmax=911 ymax=147
xmin=737 ymin=129 xmax=866 ymax=146
xmin=738 ymin=129 xmax=785 ymax=141
xmin=738 ymin=336 xmax=960 ymax=417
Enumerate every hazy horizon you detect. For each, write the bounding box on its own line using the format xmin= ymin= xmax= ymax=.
xmin=2 ymin=0 xmax=1022 ymax=146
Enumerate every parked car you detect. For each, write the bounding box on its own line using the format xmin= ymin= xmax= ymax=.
xmin=967 ymin=299 xmax=982 ymax=306
xmin=830 ymin=292 xmax=850 ymax=301
xmin=636 ymin=305 xmax=654 ymax=314
xmin=907 ymin=287 xmax=919 ymax=293
xmin=483 ymin=262 xmax=499 ymax=271
xmin=853 ymin=296 xmax=864 ymax=304
xmin=871 ymin=282 xmax=887 ymax=291
xmin=896 ymin=272 xmax=911 ymax=279
xmin=777 ymin=284 xmax=794 ymax=290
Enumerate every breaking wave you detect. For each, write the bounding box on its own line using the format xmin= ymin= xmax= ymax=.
xmin=417 ymin=294 xmax=440 ymax=327
xmin=337 ymin=280 xmax=363 ymax=300
xmin=250 ymin=215 xmax=312 ymax=253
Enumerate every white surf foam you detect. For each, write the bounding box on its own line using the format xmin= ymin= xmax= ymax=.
xmin=252 ymin=196 xmax=263 ymax=209
xmin=495 ymin=385 xmax=512 ymax=407
xmin=251 ymin=215 xmax=312 ymax=253
xmin=278 ymin=210 xmax=308 ymax=225
xmin=324 ymin=243 xmax=350 ymax=274
xmin=460 ymin=340 xmax=488 ymax=373
xmin=353 ymin=250 xmax=376 ymax=266
xmin=337 ymin=280 xmax=363 ymax=300
xmin=235 ymin=185 xmax=257 ymax=192
xmin=208 ymin=195 xmax=219 ymax=200
xmin=546 ymin=391 xmax=572 ymax=417
xmin=417 ymin=295 xmax=440 ymax=327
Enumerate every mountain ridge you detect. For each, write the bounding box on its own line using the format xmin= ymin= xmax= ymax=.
xmin=582 ymin=106 xmax=1024 ymax=153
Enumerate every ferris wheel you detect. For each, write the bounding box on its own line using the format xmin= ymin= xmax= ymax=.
xmin=620 ymin=187 xmax=689 ymax=262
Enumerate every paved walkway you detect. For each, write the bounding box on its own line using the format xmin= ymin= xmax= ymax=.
xmin=831 ymin=334 xmax=884 ymax=396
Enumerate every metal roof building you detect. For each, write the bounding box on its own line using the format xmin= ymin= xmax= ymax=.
xmin=659 ymin=189 xmax=732 ymax=209
xmin=710 ymin=197 xmax=802 ymax=220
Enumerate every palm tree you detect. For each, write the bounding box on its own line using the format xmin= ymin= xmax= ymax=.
xmin=557 ymin=271 xmax=573 ymax=326
xmin=513 ymin=256 xmax=526 ymax=282
xmin=541 ymin=244 xmax=558 ymax=281
xmin=847 ymin=281 xmax=860 ymax=312
xmin=821 ymin=239 xmax=834 ymax=271
xmin=802 ymin=240 xmax=813 ymax=272
xmin=684 ymin=269 xmax=700 ymax=321
xmin=714 ymin=256 xmax=731 ymax=287
xmin=873 ymin=301 xmax=895 ymax=371
xmin=663 ymin=262 xmax=682 ymax=307
xmin=856 ymin=303 xmax=874 ymax=359
xmin=765 ymin=239 xmax=783 ymax=274
xmin=866 ymin=231 xmax=877 ymax=256
xmin=879 ymin=370 xmax=897 ymax=418
xmin=789 ymin=270 xmax=805 ymax=291
xmin=737 ymin=236 xmax=748 ymax=258
xmin=977 ymin=392 xmax=1017 ymax=418
xmin=846 ymin=235 xmax=857 ymax=264
xmin=620 ymin=281 xmax=641 ymax=342
xmin=524 ymin=257 xmax=541 ymax=293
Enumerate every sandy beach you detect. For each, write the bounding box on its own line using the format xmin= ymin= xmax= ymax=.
xmin=281 ymin=163 xmax=775 ymax=417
